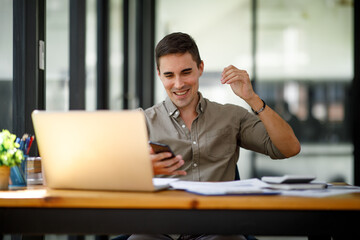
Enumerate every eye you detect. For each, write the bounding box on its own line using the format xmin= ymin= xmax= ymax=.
xmin=183 ymin=70 xmax=192 ymax=75
xmin=164 ymin=73 xmax=174 ymax=79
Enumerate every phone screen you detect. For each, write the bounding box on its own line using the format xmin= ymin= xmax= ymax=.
xmin=149 ymin=141 xmax=176 ymax=158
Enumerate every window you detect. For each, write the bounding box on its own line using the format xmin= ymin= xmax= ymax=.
xmin=46 ymin=0 xmax=70 ymax=110
xmin=109 ymin=0 xmax=124 ymax=110
xmin=85 ymin=0 xmax=97 ymax=110
xmin=255 ymin=0 xmax=354 ymax=184
xmin=46 ymin=0 xmax=123 ymax=111
xmin=0 ymin=0 xmax=13 ymax=131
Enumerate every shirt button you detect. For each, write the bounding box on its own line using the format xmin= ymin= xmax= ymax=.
xmin=182 ymin=124 xmax=186 ymax=128
xmin=193 ymin=141 xmax=197 ymax=145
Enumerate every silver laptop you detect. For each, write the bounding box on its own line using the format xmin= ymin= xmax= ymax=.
xmin=31 ymin=110 xmax=172 ymax=191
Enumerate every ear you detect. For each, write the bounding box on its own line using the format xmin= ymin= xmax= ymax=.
xmin=157 ymin=68 xmax=166 ymax=85
xmin=198 ymin=61 xmax=204 ymax=76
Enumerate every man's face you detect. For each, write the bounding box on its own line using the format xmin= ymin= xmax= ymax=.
xmin=157 ymin=52 xmax=204 ymax=111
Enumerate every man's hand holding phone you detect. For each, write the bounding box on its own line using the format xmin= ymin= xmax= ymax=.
xmin=149 ymin=141 xmax=187 ymax=176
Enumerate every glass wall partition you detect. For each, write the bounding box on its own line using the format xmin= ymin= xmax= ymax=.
xmin=85 ymin=0 xmax=97 ymax=110
xmin=46 ymin=0 xmax=97 ymax=111
xmin=109 ymin=0 xmax=124 ymax=110
xmin=254 ymin=0 xmax=354 ymax=184
xmin=0 ymin=0 xmax=13 ymax=131
xmin=46 ymin=0 xmax=123 ymax=111
xmin=46 ymin=0 xmax=70 ymax=110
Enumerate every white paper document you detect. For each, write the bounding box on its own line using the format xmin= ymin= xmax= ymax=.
xmin=168 ymin=178 xmax=360 ymax=197
xmin=169 ymin=178 xmax=279 ymax=195
xmin=280 ymin=185 xmax=360 ymax=197
xmin=153 ymin=178 xmax=179 ymax=190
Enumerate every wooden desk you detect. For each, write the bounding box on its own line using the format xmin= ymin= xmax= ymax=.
xmin=0 ymin=187 xmax=360 ymax=238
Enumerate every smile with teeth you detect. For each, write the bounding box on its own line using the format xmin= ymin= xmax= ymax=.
xmin=174 ymin=89 xmax=189 ymax=96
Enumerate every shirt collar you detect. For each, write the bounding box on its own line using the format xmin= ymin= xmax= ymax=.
xmin=165 ymin=96 xmax=180 ymax=118
xmin=196 ymin=92 xmax=206 ymax=114
xmin=164 ymin=92 xmax=206 ymax=118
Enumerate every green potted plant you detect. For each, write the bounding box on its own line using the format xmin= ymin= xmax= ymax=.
xmin=0 ymin=129 xmax=24 ymax=190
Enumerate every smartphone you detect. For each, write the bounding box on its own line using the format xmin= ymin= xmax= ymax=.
xmin=149 ymin=141 xmax=176 ymax=159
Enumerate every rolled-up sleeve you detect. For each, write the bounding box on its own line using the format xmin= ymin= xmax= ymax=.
xmin=238 ymin=110 xmax=286 ymax=159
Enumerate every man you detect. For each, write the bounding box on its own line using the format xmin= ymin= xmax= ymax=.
xmin=129 ymin=32 xmax=300 ymax=240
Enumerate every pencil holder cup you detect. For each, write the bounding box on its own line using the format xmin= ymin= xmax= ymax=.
xmin=27 ymin=156 xmax=43 ymax=185
xmin=10 ymin=155 xmax=28 ymax=187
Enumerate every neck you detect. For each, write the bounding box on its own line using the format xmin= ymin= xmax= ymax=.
xmin=180 ymin=109 xmax=197 ymax=131
xmin=178 ymin=94 xmax=199 ymax=130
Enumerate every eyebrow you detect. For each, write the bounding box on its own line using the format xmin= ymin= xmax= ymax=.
xmin=163 ymin=71 xmax=173 ymax=76
xmin=181 ymin=68 xmax=192 ymax=73
xmin=163 ymin=68 xmax=192 ymax=76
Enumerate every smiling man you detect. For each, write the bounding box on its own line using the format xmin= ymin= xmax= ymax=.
xmin=159 ymin=52 xmax=203 ymax=129
xmin=128 ymin=32 xmax=301 ymax=240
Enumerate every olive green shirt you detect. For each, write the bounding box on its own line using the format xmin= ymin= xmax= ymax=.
xmin=144 ymin=92 xmax=285 ymax=181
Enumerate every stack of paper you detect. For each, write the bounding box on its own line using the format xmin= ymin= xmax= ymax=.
xmin=167 ymin=176 xmax=360 ymax=197
xmin=169 ymin=179 xmax=279 ymax=196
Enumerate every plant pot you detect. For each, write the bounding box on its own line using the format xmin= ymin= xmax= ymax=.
xmin=0 ymin=166 xmax=10 ymax=190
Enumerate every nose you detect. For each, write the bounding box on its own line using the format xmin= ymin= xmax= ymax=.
xmin=174 ymin=76 xmax=184 ymax=89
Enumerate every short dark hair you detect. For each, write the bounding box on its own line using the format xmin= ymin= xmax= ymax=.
xmin=155 ymin=32 xmax=202 ymax=70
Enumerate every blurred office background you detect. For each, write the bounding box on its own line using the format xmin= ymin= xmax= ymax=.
xmin=1 ymin=0 xmax=356 ymax=184
xmin=0 ymin=0 xmax=358 ymax=239
xmin=156 ymin=0 xmax=354 ymax=185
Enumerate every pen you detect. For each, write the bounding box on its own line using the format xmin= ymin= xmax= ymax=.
xmin=19 ymin=134 xmax=28 ymax=152
xmin=19 ymin=139 xmax=25 ymax=152
xmin=25 ymin=137 xmax=30 ymax=153
xmin=26 ymin=136 xmax=34 ymax=155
